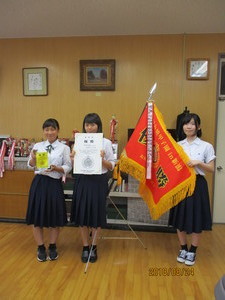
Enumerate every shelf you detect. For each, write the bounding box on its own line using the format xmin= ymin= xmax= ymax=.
xmin=4 ymin=157 xmax=29 ymax=162
xmin=64 ymin=190 xmax=73 ymax=195
xmin=107 ymin=218 xmax=168 ymax=227
xmin=64 ymin=190 xmax=140 ymax=198
xmin=109 ymin=191 xmax=140 ymax=198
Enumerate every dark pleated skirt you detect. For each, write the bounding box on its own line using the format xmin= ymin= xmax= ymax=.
xmin=168 ymin=175 xmax=212 ymax=234
xmin=26 ymin=175 xmax=67 ymax=227
xmin=70 ymin=173 xmax=108 ymax=228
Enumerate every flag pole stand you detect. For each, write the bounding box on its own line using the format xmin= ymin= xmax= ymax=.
xmin=101 ymin=195 xmax=147 ymax=249
xmin=84 ymin=230 xmax=98 ymax=274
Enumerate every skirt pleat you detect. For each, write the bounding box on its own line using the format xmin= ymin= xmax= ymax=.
xmin=71 ymin=174 xmax=108 ymax=228
xmin=168 ymin=175 xmax=212 ymax=234
xmin=26 ymin=175 xmax=67 ymax=227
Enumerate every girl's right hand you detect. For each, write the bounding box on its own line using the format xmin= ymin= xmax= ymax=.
xmin=31 ymin=149 xmax=37 ymax=160
xmin=70 ymin=150 xmax=76 ymax=161
xmin=29 ymin=149 xmax=37 ymax=167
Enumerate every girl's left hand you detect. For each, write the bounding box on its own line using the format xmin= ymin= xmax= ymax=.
xmin=45 ymin=165 xmax=56 ymax=172
xmin=100 ymin=150 xmax=105 ymax=158
xmin=187 ymin=160 xmax=200 ymax=168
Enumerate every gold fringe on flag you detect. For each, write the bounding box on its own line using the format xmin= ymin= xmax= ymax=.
xmin=119 ymin=149 xmax=146 ymax=183
xmin=113 ymin=162 xmax=122 ymax=185
xmin=139 ymin=172 xmax=196 ymax=220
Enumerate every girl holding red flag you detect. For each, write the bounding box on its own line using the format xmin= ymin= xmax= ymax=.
xmin=169 ymin=113 xmax=215 ymax=266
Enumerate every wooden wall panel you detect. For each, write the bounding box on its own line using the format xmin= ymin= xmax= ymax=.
xmin=1 ymin=34 xmax=223 ymax=148
xmin=1 ymin=33 xmax=224 ymax=201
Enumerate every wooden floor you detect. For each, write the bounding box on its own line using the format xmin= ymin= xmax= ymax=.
xmin=0 ymin=222 xmax=224 ymax=300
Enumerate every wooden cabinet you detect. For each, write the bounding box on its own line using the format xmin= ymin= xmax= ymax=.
xmin=0 ymin=170 xmax=34 ymax=220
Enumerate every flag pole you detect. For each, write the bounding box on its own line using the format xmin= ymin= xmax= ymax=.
xmin=84 ymin=230 xmax=98 ymax=274
xmin=146 ymin=83 xmax=157 ymax=179
xmin=148 ymin=82 xmax=157 ymax=102
xmin=106 ymin=195 xmax=147 ymax=249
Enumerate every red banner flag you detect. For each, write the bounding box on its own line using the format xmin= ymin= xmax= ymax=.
xmin=119 ymin=102 xmax=196 ymax=220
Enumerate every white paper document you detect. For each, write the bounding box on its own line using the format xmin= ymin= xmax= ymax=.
xmin=73 ymin=133 xmax=103 ymax=174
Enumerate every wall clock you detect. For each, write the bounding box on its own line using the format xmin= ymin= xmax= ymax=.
xmin=187 ymin=58 xmax=209 ymax=80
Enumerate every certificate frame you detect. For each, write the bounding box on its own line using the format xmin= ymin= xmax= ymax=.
xmin=80 ymin=59 xmax=115 ymax=91
xmin=23 ymin=67 xmax=48 ymax=96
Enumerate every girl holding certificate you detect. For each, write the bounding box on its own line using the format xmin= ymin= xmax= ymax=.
xmin=26 ymin=118 xmax=72 ymax=262
xmin=71 ymin=113 xmax=115 ymax=263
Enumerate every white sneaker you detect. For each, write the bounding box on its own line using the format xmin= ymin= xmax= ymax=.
xmin=177 ymin=249 xmax=188 ymax=263
xmin=185 ymin=252 xmax=196 ymax=266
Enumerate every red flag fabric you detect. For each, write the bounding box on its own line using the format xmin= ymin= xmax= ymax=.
xmin=119 ymin=102 xmax=196 ymax=220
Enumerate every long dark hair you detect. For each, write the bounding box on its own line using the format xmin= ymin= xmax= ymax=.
xmin=42 ymin=118 xmax=60 ymax=130
xmin=82 ymin=113 xmax=102 ymax=133
xmin=180 ymin=113 xmax=202 ymax=139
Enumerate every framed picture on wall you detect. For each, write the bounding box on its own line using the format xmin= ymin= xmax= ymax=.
xmin=187 ymin=59 xmax=209 ymax=80
xmin=23 ymin=67 xmax=48 ymax=96
xmin=80 ymin=59 xmax=115 ymax=91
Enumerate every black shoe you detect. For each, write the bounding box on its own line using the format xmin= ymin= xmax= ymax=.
xmin=37 ymin=245 xmax=47 ymax=262
xmin=90 ymin=248 xmax=97 ymax=263
xmin=81 ymin=248 xmax=89 ymax=263
xmin=48 ymin=244 xmax=58 ymax=261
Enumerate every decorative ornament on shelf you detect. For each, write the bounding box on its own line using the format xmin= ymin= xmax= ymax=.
xmin=109 ymin=115 xmax=118 ymax=143
xmin=109 ymin=115 xmax=118 ymax=160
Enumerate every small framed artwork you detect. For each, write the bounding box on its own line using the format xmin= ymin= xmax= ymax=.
xmin=80 ymin=59 xmax=115 ymax=91
xmin=187 ymin=59 xmax=209 ymax=80
xmin=23 ymin=67 xmax=48 ymax=96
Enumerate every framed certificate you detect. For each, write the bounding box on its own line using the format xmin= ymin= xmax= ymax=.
xmin=23 ymin=67 xmax=48 ymax=96
xmin=73 ymin=133 xmax=103 ymax=174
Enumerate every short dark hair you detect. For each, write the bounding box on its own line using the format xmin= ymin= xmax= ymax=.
xmin=181 ymin=113 xmax=202 ymax=138
xmin=42 ymin=118 xmax=60 ymax=130
xmin=82 ymin=113 xmax=102 ymax=133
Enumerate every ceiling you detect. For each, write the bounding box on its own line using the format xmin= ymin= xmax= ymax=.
xmin=0 ymin=0 xmax=225 ymax=39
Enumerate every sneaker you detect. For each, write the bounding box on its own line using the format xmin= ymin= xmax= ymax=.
xmin=185 ymin=252 xmax=196 ymax=266
xmin=81 ymin=248 xmax=89 ymax=263
xmin=48 ymin=245 xmax=59 ymax=261
xmin=90 ymin=248 xmax=98 ymax=263
xmin=37 ymin=246 xmax=47 ymax=262
xmin=177 ymin=249 xmax=188 ymax=263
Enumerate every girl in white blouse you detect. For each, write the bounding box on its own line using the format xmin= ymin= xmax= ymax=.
xmin=71 ymin=113 xmax=115 ymax=263
xmin=169 ymin=113 xmax=215 ymax=266
xmin=26 ymin=118 xmax=72 ymax=262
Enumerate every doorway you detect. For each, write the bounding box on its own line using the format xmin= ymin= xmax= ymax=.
xmin=213 ymin=54 xmax=225 ymax=223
